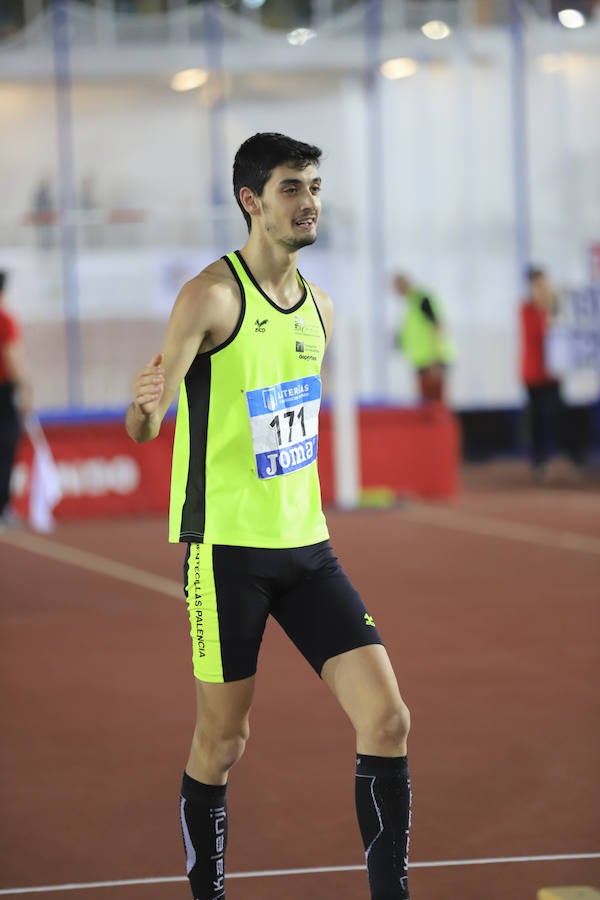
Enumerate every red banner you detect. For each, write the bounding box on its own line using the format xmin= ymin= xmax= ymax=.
xmin=12 ymin=406 xmax=459 ymax=522
xmin=12 ymin=420 xmax=176 ymax=520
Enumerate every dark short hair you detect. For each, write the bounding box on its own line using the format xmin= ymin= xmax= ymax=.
xmin=233 ymin=132 xmax=322 ymax=232
xmin=526 ymin=264 xmax=545 ymax=282
xmin=0 ymin=271 xmax=6 ymax=293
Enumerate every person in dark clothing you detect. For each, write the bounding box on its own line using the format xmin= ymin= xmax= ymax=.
xmin=519 ymin=265 xmax=584 ymax=479
xmin=0 ymin=271 xmax=33 ymax=523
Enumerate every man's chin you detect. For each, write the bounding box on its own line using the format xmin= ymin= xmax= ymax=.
xmin=283 ymin=233 xmax=317 ymax=251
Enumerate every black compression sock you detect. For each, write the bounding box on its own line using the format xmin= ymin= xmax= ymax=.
xmin=180 ymin=772 xmax=228 ymax=900
xmin=355 ymin=754 xmax=412 ymax=900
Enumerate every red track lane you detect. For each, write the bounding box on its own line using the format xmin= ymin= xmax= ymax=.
xmin=1 ymin=466 xmax=599 ymax=899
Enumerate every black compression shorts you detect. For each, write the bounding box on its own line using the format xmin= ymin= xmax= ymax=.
xmin=183 ymin=540 xmax=383 ymax=683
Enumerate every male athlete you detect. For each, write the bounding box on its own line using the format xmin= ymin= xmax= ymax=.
xmin=126 ymin=133 xmax=412 ymax=900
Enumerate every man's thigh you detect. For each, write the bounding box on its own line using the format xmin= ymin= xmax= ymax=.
xmin=192 ymin=676 xmax=256 ymax=733
xmin=271 ymin=541 xmax=384 ymax=677
xmin=183 ymin=543 xmax=270 ymax=683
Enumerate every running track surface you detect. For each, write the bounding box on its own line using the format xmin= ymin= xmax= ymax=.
xmin=1 ymin=460 xmax=599 ymax=900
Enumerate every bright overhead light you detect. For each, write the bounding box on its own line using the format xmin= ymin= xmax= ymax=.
xmin=287 ymin=28 xmax=317 ymax=46
xmin=422 ymin=20 xmax=452 ymax=40
xmin=380 ymin=57 xmax=418 ymax=80
xmin=557 ymin=8 xmax=586 ymax=27
xmin=170 ymin=69 xmax=209 ymax=92
xmin=242 ymin=0 xmax=266 ymax=8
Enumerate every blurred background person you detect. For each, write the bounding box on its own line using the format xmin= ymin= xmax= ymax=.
xmin=519 ymin=265 xmax=561 ymax=479
xmin=0 ymin=270 xmax=33 ymax=526
xmin=392 ymin=272 xmax=455 ymax=404
xmin=518 ymin=264 xmax=586 ymax=480
xmin=29 ymin=175 xmax=55 ymax=251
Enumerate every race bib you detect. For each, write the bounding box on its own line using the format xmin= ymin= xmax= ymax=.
xmin=245 ymin=376 xmax=321 ymax=479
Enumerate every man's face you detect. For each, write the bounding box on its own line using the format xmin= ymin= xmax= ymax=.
xmin=530 ymin=274 xmax=553 ymax=307
xmin=394 ymin=275 xmax=410 ymax=296
xmin=256 ymin=163 xmax=321 ymax=251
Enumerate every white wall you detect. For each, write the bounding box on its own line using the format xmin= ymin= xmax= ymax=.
xmin=1 ymin=18 xmax=599 ymax=412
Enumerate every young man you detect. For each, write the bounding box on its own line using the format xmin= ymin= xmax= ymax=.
xmin=0 ymin=270 xmax=33 ymax=525
xmin=126 ymin=133 xmax=412 ymax=900
xmin=519 ymin=265 xmax=562 ymax=478
xmin=392 ymin=272 xmax=454 ymax=404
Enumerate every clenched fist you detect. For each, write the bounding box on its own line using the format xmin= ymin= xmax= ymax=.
xmin=132 ymin=353 xmax=165 ymax=417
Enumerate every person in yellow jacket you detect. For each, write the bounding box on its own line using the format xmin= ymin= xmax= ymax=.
xmin=393 ymin=272 xmax=455 ymax=403
xmin=126 ymin=133 xmax=412 ymax=900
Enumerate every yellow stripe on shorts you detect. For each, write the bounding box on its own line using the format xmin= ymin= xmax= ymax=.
xmin=185 ymin=543 xmax=224 ymax=683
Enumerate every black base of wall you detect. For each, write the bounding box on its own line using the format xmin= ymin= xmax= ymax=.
xmin=457 ymin=401 xmax=600 ymax=462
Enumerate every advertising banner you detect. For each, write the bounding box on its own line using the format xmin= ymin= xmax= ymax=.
xmin=11 ymin=407 xmax=459 ymax=523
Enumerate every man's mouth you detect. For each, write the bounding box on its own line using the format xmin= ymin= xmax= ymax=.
xmin=295 ymin=217 xmax=316 ymax=230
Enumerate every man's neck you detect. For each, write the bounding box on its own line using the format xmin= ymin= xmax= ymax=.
xmin=239 ymin=235 xmax=302 ymax=308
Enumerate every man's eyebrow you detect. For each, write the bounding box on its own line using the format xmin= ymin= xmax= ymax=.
xmin=278 ymin=176 xmax=322 ymax=186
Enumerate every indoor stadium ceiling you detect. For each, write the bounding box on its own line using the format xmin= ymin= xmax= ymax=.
xmin=1 ymin=0 xmax=598 ymax=42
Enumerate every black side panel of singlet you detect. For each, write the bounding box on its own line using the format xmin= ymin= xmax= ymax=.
xmin=179 ymin=354 xmax=211 ymax=541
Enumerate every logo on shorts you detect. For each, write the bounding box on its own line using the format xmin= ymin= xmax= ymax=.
xmin=364 ymin=613 xmax=376 ymax=627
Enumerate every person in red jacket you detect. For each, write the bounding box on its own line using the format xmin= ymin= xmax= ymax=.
xmin=519 ymin=265 xmax=567 ymax=478
xmin=0 ymin=270 xmax=33 ymax=524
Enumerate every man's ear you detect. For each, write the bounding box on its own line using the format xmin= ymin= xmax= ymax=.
xmin=239 ymin=187 xmax=260 ymax=219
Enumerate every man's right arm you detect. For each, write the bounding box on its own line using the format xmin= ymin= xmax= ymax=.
xmin=125 ymin=353 xmax=166 ymax=443
xmin=125 ymin=275 xmax=222 ymax=444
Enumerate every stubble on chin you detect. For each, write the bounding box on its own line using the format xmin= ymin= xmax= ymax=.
xmin=281 ymin=233 xmax=317 ymax=252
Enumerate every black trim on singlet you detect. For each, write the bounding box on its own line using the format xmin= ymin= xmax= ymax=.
xmin=298 ymin=271 xmax=327 ymax=342
xmin=180 ymin=353 xmax=211 ymax=541
xmin=234 ymin=250 xmax=307 ymax=314
xmin=185 ymin=256 xmax=247 ymax=360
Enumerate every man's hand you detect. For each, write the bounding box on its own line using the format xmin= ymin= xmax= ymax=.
xmin=126 ymin=353 xmax=165 ymax=443
xmin=132 ymin=353 xmax=165 ymax=416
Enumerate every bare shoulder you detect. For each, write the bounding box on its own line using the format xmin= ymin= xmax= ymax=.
xmin=308 ymin=281 xmax=334 ymax=341
xmin=178 ymin=258 xmax=238 ymax=311
xmin=172 ymin=258 xmax=241 ymax=348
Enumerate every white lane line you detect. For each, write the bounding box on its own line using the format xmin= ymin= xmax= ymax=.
xmin=403 ymin=504 xmax=600 ymax=555
xmin=1 ymin=500 xmax=599 ymax=608
xmin=0 ymin=853 xmax=598 ymax=894
xmin=0 ymin=530 xmax=182 ymax=598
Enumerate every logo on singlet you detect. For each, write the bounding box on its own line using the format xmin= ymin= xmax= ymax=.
xmin=255 ymin=318 xmax=268 ymax=332
xmin=296 ymin=339 xmax=318 ymax=361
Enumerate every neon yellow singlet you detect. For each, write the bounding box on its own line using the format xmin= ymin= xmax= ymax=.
xmin=168 ymin=251 xmax=330 ymax=548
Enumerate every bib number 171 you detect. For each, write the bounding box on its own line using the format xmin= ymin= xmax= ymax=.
xmin=269 ymin=406 xmax=306 ymax=446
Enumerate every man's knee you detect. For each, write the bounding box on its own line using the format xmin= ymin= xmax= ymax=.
xmin=359 ymin=699 xmax=411 ymax=753
xmin=377 ymin=700 xmax=410 ymax=743
xmin=192 ymin=721 xmax=250 ymax=774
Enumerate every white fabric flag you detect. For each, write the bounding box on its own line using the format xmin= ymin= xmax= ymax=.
xmin=25 ymin=416 xmax=63 ymax=533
